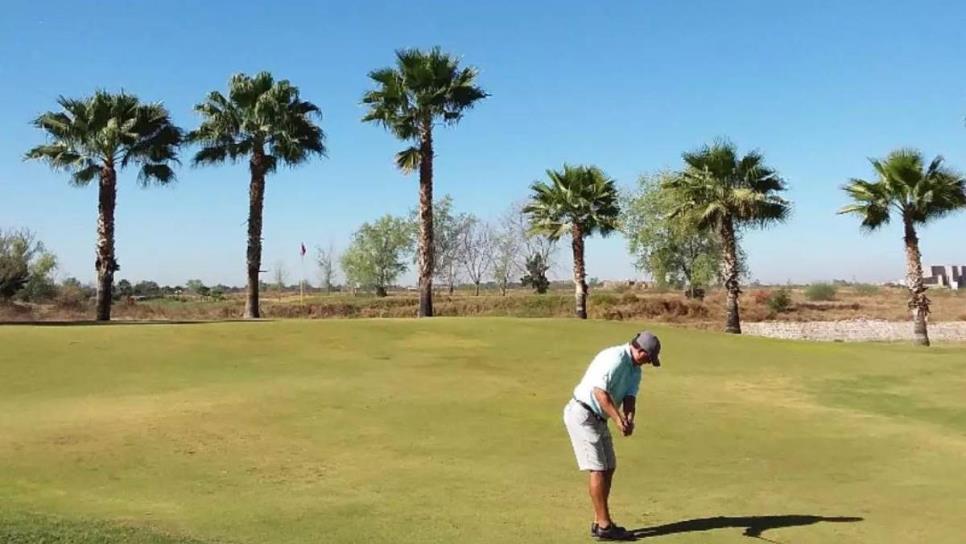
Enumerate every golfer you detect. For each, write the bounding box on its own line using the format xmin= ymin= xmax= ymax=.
xmin=563 ymin=331 xmax=662 ymax=541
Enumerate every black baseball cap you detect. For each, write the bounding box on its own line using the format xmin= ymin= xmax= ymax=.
xmin=631 ymin=331 xmax=661 ymax=366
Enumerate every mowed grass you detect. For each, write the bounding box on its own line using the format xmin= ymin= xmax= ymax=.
xmin=0 ymin=319 xmax=963 ymax=543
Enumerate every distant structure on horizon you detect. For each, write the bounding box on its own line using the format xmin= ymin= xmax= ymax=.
xmin=923 ymin=265 xmax=965 ymax=290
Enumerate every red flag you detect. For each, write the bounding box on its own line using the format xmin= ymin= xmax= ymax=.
xmin=300 ymin=243 xmax=306 ymax=257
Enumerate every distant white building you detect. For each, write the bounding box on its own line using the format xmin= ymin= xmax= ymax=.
xmin=923 ymin=265 xmax=966 ymax=290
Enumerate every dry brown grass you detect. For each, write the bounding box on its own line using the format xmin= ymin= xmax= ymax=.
xmin=3 ymin=285 xmax=963 ymax=326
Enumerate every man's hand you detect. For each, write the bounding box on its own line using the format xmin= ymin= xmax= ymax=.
xmin=622 ymin=419 xmax=635 ymax=437
xmin=593 ymin=387 xmax=635 ymax=438
xmin=622 ymin=397 xmax=636 ymax=437
xmin=616 ymin=417 xmax=629 ymax=436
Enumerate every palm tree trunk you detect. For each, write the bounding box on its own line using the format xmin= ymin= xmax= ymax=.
xmin=94 ymin=164 xmax=118 ymax=321
xmin=571 ymin=225 xmax=588 ymax=319
xmin=245 ymin=148 xmax=266 ymax=319
xmin=417 ymin=123 xmax=435 ymax=317
xmin=682 ymin=263 xmax=694 ymax=298
xmin=719 ymin=218 xmax=741 ymax=334
xmin=903 ymin=219 xmax=930 ymax=346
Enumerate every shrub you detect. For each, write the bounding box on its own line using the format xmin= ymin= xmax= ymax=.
xmin=751 ymin=289 xmax=771 ymax=305
xmin=593 ymin=292 xmax=619 ymax=306
xmin=520 ymin=254 xmax=550 ymax=294
xmin=55 ymin=283 xmax=89 ymax=311
xmin=618 ymin=291 xmax=638 ymax=305
xmin=0 ymin=229 xmax=57 ymax=302
xmin=804 ymin=283 xmax=837 ymax=301
xmin=611 ymin=283 xmax=630 ymax=294
xmin=647 ymin=283 xmax=670 ymax=294
xmin=766 ymin=288 xmax=793 ymax=313
xmin=683 ymin=287 xmax=705 ymax=300
xmin=853 ymin=283 xmax=880 ymax=296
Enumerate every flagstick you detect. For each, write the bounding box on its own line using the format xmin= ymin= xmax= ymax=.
xmin=300 ymin=251 xmax=305 ymax=307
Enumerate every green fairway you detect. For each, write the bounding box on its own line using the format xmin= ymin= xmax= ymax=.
xmin=0 ymin=319 xmax=963 ymax=543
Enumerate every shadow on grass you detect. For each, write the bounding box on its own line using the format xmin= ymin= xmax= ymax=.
xmin=631 ymin=514 xmax=863 ymax=541
xmin=0 ymin=319 xmax=272 ymax=327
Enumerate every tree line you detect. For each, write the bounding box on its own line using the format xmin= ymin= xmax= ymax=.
xmin=333 ymin=197 xmax=558 ymax=298
xmin=18 ymin=46 xmax=966 ymax=346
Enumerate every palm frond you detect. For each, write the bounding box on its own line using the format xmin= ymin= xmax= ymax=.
xmin=395 ymin=146 xmax=421 ymax=173
xmin=70 ymin=163 xmax=101 ymax=186
xmin=138 ymin=163 xmax=176 ymax=186
xmin=26 ymin=91 xmax=181 ymax=187
xmin=190 ymin=72 xmax=325 ymax=170
xmin=361 ymin=47 xmax=486 ymax=143
xmin=523 ymin=164 xmax=621 ymax=240
xmin=670 ymin=140 xmax=790 ymax=232
xmin=844 ymin=150 xmax=966 ymax=228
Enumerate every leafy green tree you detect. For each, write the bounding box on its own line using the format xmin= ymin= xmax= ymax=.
xmin=623 ymin=173 xmax=721 ymax=296
xmin=161 ymin=285 xmax=183 ymax=297
xmin=210 ymin=286 xmax=225 ymax=301
xmin=25 ymin=91 xmax=182 ymax=320
xmin=20 ymin=251 xmax=57 ymax=303
xmin=0 ymin=229 xmax=57 ymax=302
xmin=115 ymin=279 xmax=134 ymax=299
xmin=133 ymin=280 xmax=161 ymax=298
xmin=525 ymin=164 xmax=620 ymax=319
xmin=341 ymin=215 xmax=415 ymax=297
xmin=664 ymin=141 xmax=791 ymax=333
xmin=520 ymin=254 xmax=551 ymax=294
xmin=188 ymin=72 xmax=326 ymax=319
xmin=185 ymin=279 xmax=207 ymax=295
xmin=362 ymin=47 xmax=487 ymax=316
xmin=839 ymin=149 xmax=966 ymax=346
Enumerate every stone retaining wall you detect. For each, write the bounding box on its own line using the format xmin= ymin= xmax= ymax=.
xmin=743 ymin=320 xmax=966 ymax=343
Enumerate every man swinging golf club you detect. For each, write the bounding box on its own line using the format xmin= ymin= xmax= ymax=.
xmin=564 ymin=331 xmax=662 ymax=541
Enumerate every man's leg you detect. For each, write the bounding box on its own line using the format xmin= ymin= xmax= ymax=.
xmin=589 ymin=468 xmax=615 ymax=527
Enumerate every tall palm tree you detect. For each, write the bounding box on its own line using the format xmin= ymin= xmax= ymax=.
xmin=25 ymin=91 xmax=182 ymax=321
xmin=362 ymin=47 xmax=487 ymax=317
xmin=187 ymin=72 xmax=326 ymax=319
xmin=524 ymin=165 xmax=620 ymax=319
xmin=839 ymin=149 xmax=966 ymax=346
xmin=664 ymin=141 xmax=791 ymax=333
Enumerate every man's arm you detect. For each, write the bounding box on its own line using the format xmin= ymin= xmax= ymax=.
xmin=593 ymin=387 xmax=628 ymax=435
xmin=622 ymin=396 xmax=636 ymax=436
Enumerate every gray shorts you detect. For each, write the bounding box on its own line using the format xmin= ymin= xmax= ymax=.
xmin=563 ymin=399 xmax=616 ymax=471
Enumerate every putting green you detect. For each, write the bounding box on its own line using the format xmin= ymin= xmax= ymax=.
xmin=0 ymin=318 xmax=963 ymax=543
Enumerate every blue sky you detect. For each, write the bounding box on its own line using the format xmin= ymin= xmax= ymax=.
xmin=1 ymin=0 xmax=964 ymax=286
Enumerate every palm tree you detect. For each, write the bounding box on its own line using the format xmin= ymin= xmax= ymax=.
xmin=187 ymin=72 xmax=326 ymax=319
xmin=839 ymin=149 xmax=966 ymax=346
xmin=664 ymin=141 xmax=791 ymax=333
xmin=362 ymin=47 xmax=487 ymax=317
xmin=25 ymin=91 xmax=182 ymax=321
xmin=524 ymin=165 xmax=620 ymax=319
